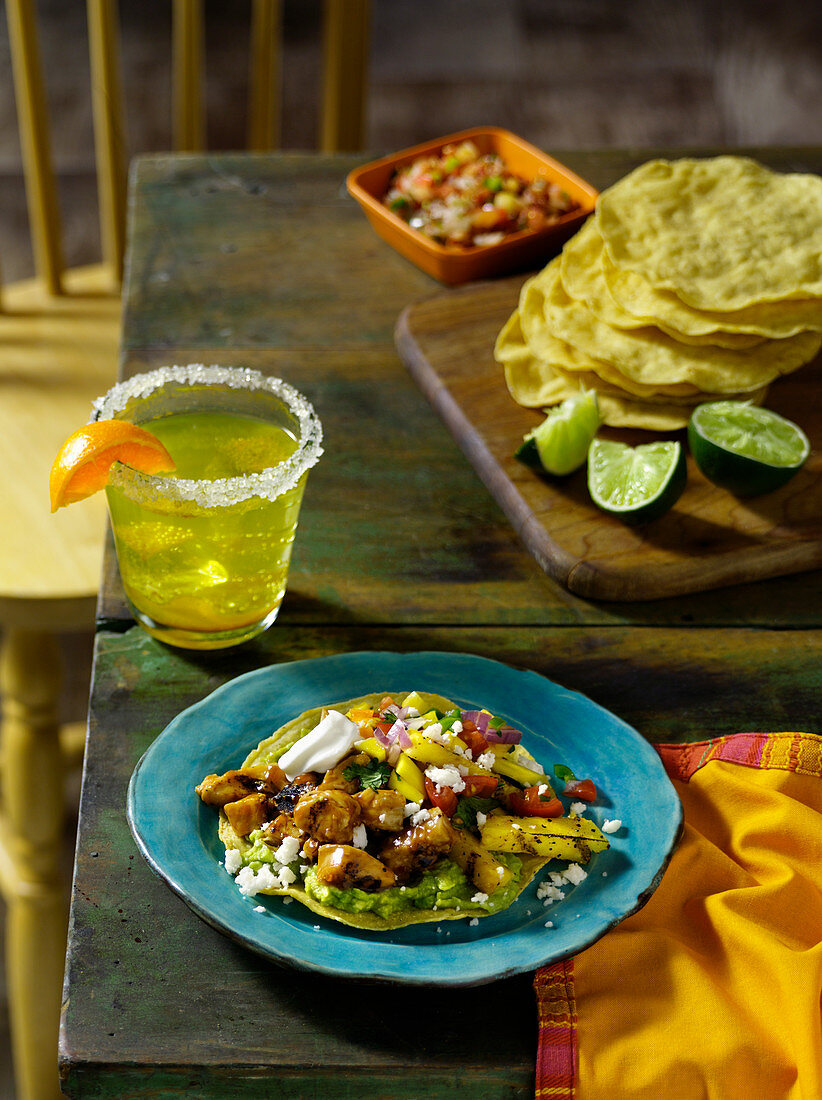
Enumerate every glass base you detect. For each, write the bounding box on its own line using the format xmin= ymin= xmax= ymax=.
xmin=129 ymin=602 xmax=282 ymax=650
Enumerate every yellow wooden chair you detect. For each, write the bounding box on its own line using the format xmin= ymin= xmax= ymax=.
xmin=0 ymin=3 xmax=370 ymax=1097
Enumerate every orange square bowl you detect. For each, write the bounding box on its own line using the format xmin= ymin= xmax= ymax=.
xmin=346 ymin=126 xmax=598 ymax=285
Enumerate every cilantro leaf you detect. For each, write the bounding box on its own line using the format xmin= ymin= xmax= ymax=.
xmin=343 ymin=760 xmax=392 ymax=791
xmin=453 ymin=795 xmax=499 ymax=831
xmin=553 ymin=763 xmax=576 ymax=784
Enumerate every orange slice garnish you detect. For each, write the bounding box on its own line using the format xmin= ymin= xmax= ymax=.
xmin=49 ymin=420 xmax=176 ymax=512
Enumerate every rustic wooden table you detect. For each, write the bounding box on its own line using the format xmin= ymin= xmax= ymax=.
xmin=58 ymin=149 xmax=822 ymax=1098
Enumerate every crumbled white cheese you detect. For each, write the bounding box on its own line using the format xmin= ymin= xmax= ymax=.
xmin=538 ymin=783 xmax=550 ymax=795
xmin=253 ymin=905 xmax=266 ymax=913
xmin=275 ymin=836 xmax=301 ymax=865
xmin=544 ymin=921 xmax=554 ymax=928
xmin=451 ymin=719 xmax=463 ymax=734
xmin=425 ymin=764 xmax=466 ymax=794
xmin=411 ymin=807 xmax=431 ymax=826
xmin=235 ymin=864 xmax=279 ymax=897
xmin=424 ymin=722 xmax=444 ymax=742
xmin=404 ymin=801 xmax=421 ymax=818
xmin=536 ymin=881 xmax=565 ymax=905
xmin=469 ymin=917 xmax=480 ymax=927
xmin=224 ymin=849 xmax=242 ymax=875
xmin=277 ymin=866 xmax=297 ymax=888
xmin=476 ymin=811 xmax=487 ymax=828
xmin=475 ymin=751 xmax=496 ymax=771
xmin=570 ymin=801 xmax=587 ymax=817
xmin=471 ymin=891 xmax=489 ymax=904
xmin=602 ymin=818 xmax=623 ymax=834
xmin=563 ymin=863 xmax=588 ymax=886
xmin=352 ymin=823 xmax=368 ymax=849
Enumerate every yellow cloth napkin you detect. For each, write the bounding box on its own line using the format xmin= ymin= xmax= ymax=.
xmin=534 ymin=732 xmax=822 ymax=1100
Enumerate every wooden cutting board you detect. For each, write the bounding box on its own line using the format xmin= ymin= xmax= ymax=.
xmin=395 ymin=276 xmax=822 ymax=601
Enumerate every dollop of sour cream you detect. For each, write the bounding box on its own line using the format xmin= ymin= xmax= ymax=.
xmin=278 ymin=710 xmax=360 ymax=780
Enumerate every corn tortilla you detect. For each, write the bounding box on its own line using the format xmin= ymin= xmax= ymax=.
xmin=216 ymin=692 xmax=550 ymax=931
xmin=560 ymin=217 xmax=765 ymax=349
xmin=602 ymin=251 xmax=822 ymax=340
xmin=596 ymin=157 xmax=822 ymax=310
xmin=520 ymin=259 xmax=822 ymax=392
xmin=496 ymin=304 xmax=768 ymax=431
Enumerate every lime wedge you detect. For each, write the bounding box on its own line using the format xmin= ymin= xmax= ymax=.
xmin=515 ymin=392 xmax=601 ymax=476
xmin=588 ymin=438 xmax=686 ymax=524
xmin=688 ymin=402 xmax=810 ymax=497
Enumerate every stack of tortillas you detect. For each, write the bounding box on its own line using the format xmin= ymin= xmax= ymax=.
xmin=496 ymin=156 xmax=822 ymax=429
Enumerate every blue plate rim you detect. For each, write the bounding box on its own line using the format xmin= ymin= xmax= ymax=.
xmin=127 ymin=650 xmax=683 ymax=986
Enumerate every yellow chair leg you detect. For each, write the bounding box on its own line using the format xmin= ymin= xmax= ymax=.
xmin=0 ymin=627 xmax=67 ymax=1100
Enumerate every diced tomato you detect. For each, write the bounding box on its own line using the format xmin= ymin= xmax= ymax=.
xmin=563 ymin=778 xmax=597 ymax=802
xmin=424 ymin=776 xmax=458 ymax=817
xmin=461 ymin=774 xmax=499 ymax=798
xmin=378 ymin=696 xmax=396 ymax=712
xmin=460 ymin=724 xmax=490 ymax=758
xmin=508 ymin=785 xmax=563 ymax=818
xmin=374 ymin=720 xmax=394 ymax=737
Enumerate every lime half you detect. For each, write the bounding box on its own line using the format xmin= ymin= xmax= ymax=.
xmin=515 ymin=391 xmax=601 ymax=476
xmin=688 ymin=402 xmax=810 ymax=497
xmin=588 ymin=438 xmax=686 ymax=524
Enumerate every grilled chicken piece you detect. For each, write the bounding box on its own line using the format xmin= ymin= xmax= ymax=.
xmin=224 ymin=792 xmax=270 ymax=837
xmin=316 ymin=844 xmax=396 ymax=892
xmin=378 ymin=808 xmax=456 ymax=883
xmin=291 ymin=772 xmax=319 ymax=787
xmin=196 ymin=767 xmax=267 ymax=806
xmin=259 ymin=812 xmax=304 ymax=847
xmin=320 ymin=753 xmax=370 ymax=793
xmin=356 ymin=787 xmax=405 ymax=831
xmin=196 ymin=764 xmax=286 ymax=806
xmin=293 ymin=787 xmax=360 ymax=844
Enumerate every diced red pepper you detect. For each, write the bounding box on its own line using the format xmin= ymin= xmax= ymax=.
xmin=460 ymin=724 xmax=490 ymax=759
xmin=563 ymin=778 xmax=597 ymax=802
xmin=424 ymin=776 xmax=458 ymax=817
xmin=508 ymin=785 xmax=563 ymax=818
xmin=461 ymin=774 xmax=499 ymax=798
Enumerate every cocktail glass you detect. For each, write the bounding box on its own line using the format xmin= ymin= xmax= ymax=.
xmin=93 ymin=364 xmax=323 ymax=650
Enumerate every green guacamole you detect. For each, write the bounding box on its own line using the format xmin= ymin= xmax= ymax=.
xmin=242 ymin=832 xmax=523 ymax=918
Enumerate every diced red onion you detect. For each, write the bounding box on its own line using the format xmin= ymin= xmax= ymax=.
xmin=483 ymin=724 xmax=522 ymax=744
xmin=374 ymin=726 xmax=392 ymax=748
xmin=385 ymin=704 xmax=409 ymax=721
xmin=386 ymin=719 xmax=412 ymax=748
xmin=461 ymin=709 xmax=490 ymax=734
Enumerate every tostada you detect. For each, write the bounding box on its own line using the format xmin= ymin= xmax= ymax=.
xmin=197 ymin=691 xmax=611 ymax=930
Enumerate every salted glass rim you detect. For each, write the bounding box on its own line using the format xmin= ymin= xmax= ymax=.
xmin=92 ymin=364 xmax=323 ymax=508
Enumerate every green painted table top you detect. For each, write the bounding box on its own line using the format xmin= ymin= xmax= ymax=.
xmin=60 ymin=150 xmax=822 ymax=1098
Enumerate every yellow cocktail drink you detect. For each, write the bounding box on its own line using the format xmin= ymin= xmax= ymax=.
xmin=95 ymin=366 xmax=323 ymax=649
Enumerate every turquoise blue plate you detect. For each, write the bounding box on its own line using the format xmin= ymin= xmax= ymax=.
xmin=127 ymin=651 xmax=682 ymax=986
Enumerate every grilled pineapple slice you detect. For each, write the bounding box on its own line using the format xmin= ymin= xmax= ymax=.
xmin=448 ymin=828 xmax=514 ymax=894
xmin=480 ymin=813 xmax=609 ymax=862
